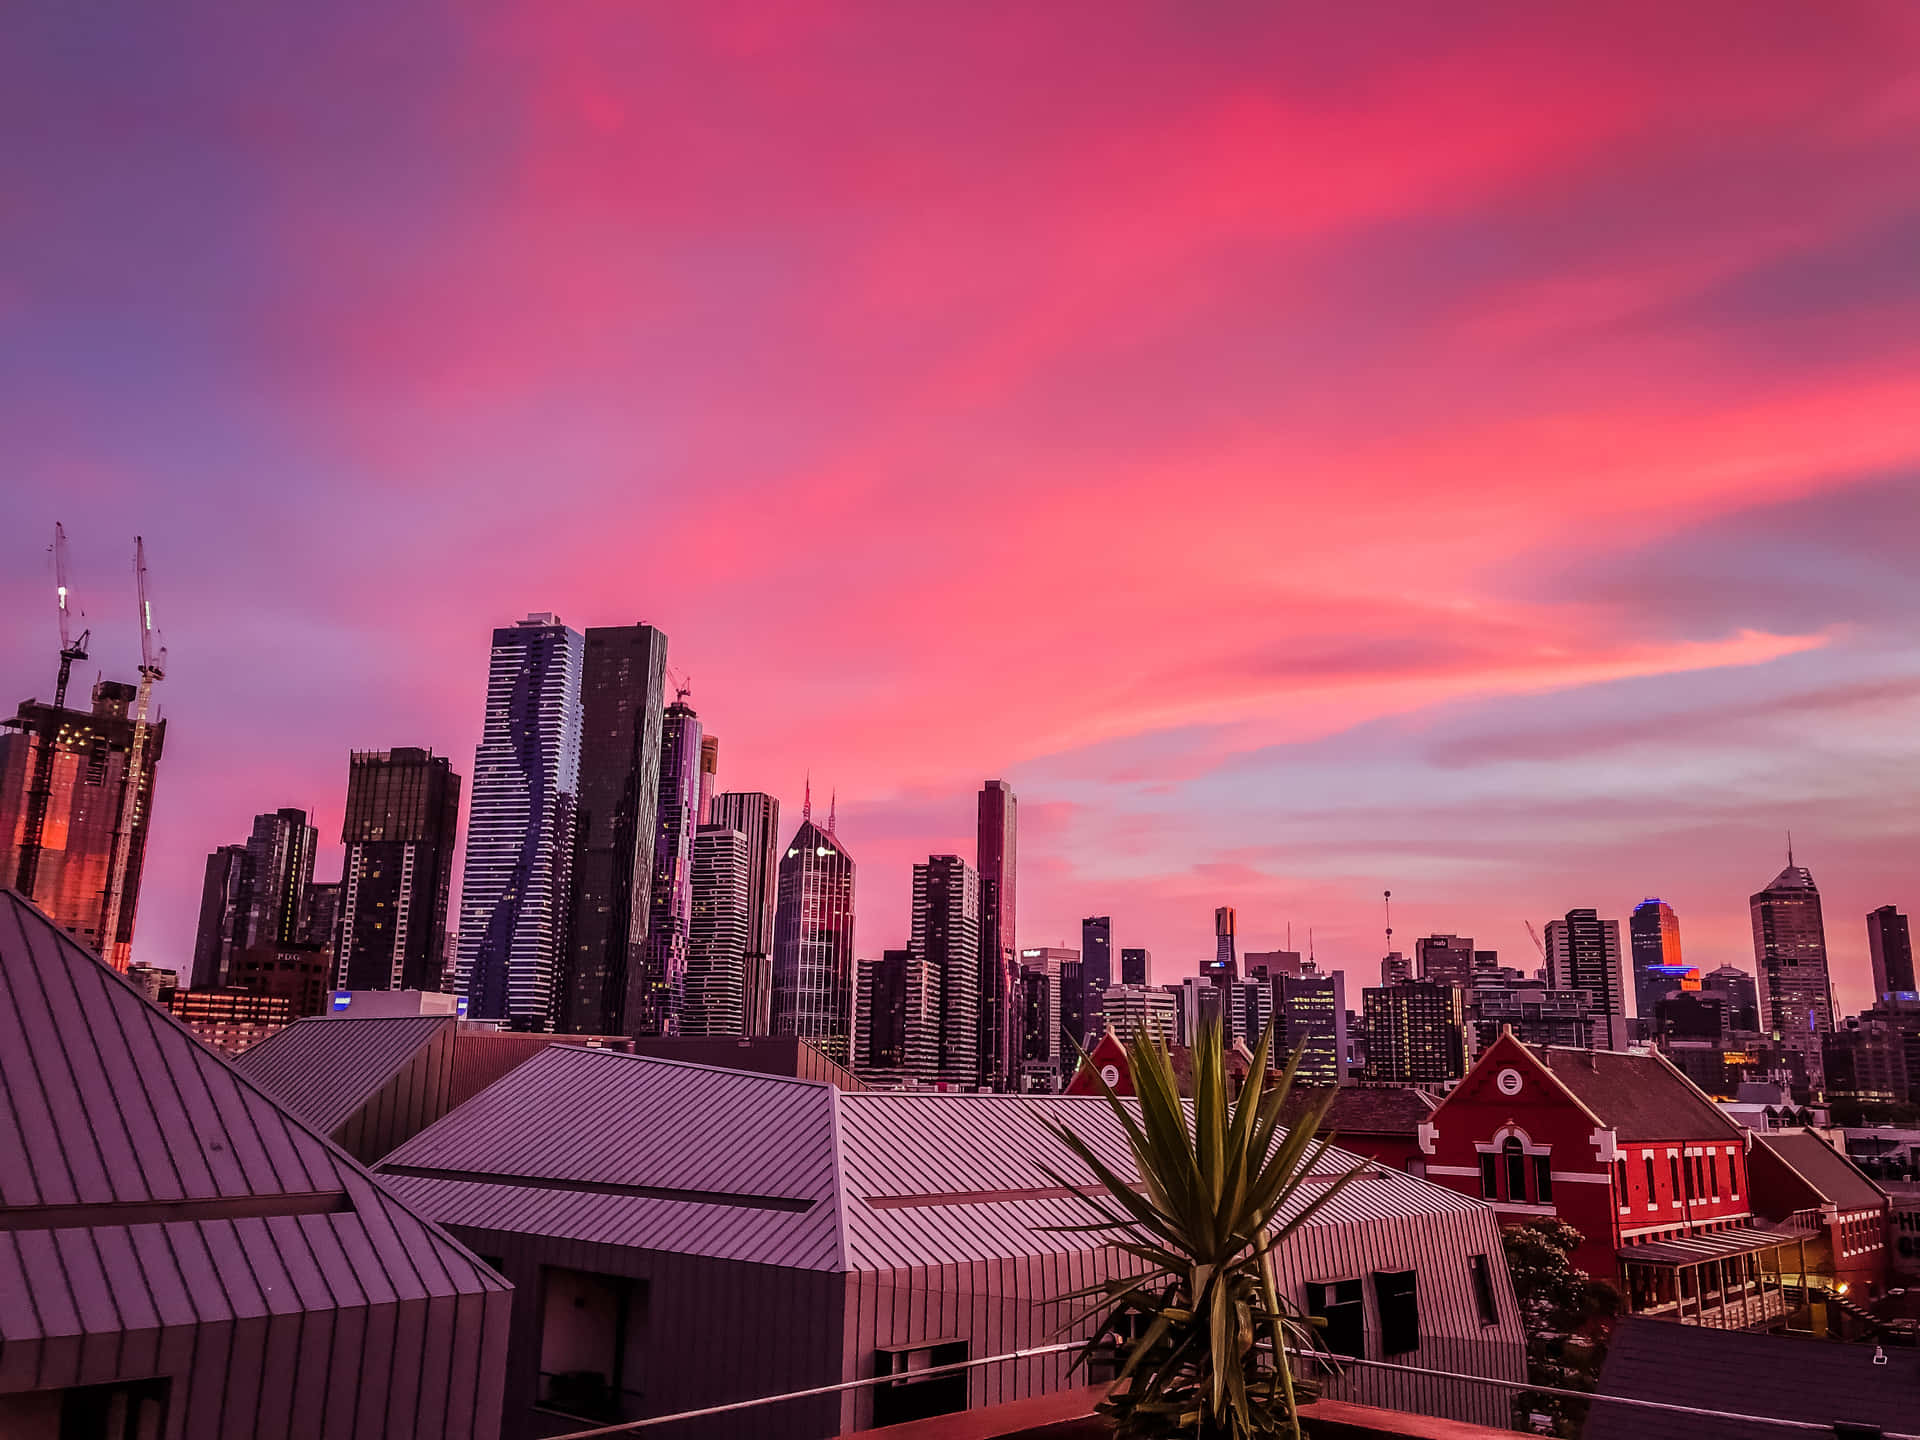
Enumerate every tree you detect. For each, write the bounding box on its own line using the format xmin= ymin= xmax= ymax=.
xmin=1037 ymin=1018 xmax=1367 ymax=1439
xmin=1501 ymin=1219 xmax=1621 ymax=1436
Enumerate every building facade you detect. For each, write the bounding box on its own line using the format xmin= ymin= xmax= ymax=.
xmin=1120 ymin=946 xmax=1150 ymax=985
xmin=0 ymin=679 xmax=166 ymax=965
xmin=335 ymin=748 xmax=461 ymax=995
xmin=1703 ymin=964 xmax=1762 ymax=1033
xmin=1277 ymin=971 xmax=1348 ymax=1086
xmin=710 ymin=791 xmax=781 ymax=1033
xmin=975 ymin=779 xmax=1018 ymax=1090
xmin=698 ymin=733 xmax=719 ymax=823
xmin=1629 ymin=898 xmax=1684 ymax=1020
xmin=1869 ymin=905 xmax=1916 ymax=1003
xmin=1750 ymin=860 xmax=1836 ymax=1069
xmin=565 ymin=622 xmax=668 ymax=1037
xmin=455 ymin=613 xmax=584 ymax=1030
xmin=913 ymin=853 xmax=981 ymax=1087
xmin=632 ymin=697 xmax=702 ymax=1036
xmin=1415 ymin=934 xmax=1475 ymax=987
xmin=854 ymin=950 xmax=911 ymax=1081
xmin=1363 ymin=980 xmax=1467 ymax=1085
xmin=1545 ymin=908 xmax=1626 ymax=1021
xmin=189 ymin=842 xmax=248 ymax=989
xmin=771 ymin=812 xmax=857 ymax=1064
xmin=1017 ymin=946 xmax=1073 ymax=1090
xmin=683 ymin=824 xmax=752 ymax=1036
xmin=1208 ymin=906 xmax=1237 ymax=980
xmin=1101 ymin=983 xmax=1179 ymax=1044
xmin=1076 ymin=916 xmax=1112 ymax=1047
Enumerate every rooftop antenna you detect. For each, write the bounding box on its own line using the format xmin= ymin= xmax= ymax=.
xmin=15 ymin=523 xmax=91 ymax=898
xmin=828 ymin=788 xmax=837 ymax=835
xmin=1383 ymin=889 xmax=1393 ymax=954
xmin=802 ymin=772 xmax=811 ymax=824
xmin=1786 ymin=830 xmax=1794 ymax=868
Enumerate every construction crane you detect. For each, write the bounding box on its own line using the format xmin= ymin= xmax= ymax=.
xmin=13 ymin=523 xmax=90 ymax=898
xmin=666 ymin=665 xmax=692 ymax=706
xmin=97 ymin=537 xmax=164 ymax=970
xmin=1525 ymin=920 xmax=1546 ymax=958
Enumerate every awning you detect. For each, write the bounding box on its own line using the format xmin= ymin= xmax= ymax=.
xmin=1619 ymin=1224 xmax=1799 ymax=1267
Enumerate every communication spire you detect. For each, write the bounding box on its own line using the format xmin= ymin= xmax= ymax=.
xmin=802 ymin=772 xmax=811 ymax=824
xmin=828 ymin=789 xmax=836 ymax=835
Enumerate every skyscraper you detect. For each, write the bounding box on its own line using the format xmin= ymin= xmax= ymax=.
xmin=855 ymin=950 xmax=912 ymax=1079
xmin=1075 ymin=916 xmax=1113 ymax=1049
xmin=565 ymin=623 xmax=668 ymax=1037
xmin=633 ymin=697 xmax=703 ymax=1036
xmin=1363 ymin=981 xmax=1467 ymax=1084
xmin=1017 ymin=946 xmax=1073 ymax=1090
xmin=710 ymin=791 xmax=781 ymax=1034
xmin=1207 ymin=906 xmax=1238 ymax=981
xmin=914 ymin=853 xmax=981 ymax=1087
xmin=242 ymin=808 xmax=318 ymax=952
xmin=683 ymin=824 xmax=751 ymax=1036
xmin=1702 ymin=965 xmax=1761 ymax=1033
xmin=190 ymin=844 xmax=247 ymax=989
xmin=1544 ymin=909 xmax=1625 ymax=1020
xmin=1276 ymin=972 xmax=1348 ymax=1086
xmin=1628 ymin=898 xmax=1685 ymax=1020
xmin=455 ymin=614 xmax=583 ymax=1030
xmin=1749 ymin=856 xmax=1835 ymax=1065
xmin=1415 ymin=934 xmax=1475 ymax=987
xmin=1380 ymin=952 xmax=1412 ymax=986
xmin=698 ymin=735 xmax=719 ymax=823
xmin=771 ymin=798 xmax=856 ymax=1063
xmin=334 ymin=748 xmax=461 ymax=994
xmin=1868 ymin=906 xmax=1916 ymax=1002
xmin=0 ymin=680 xmax=166 ymax=964
xmin=975 ymin=779 xmax=1018 ymax=1089
xmin=1120 ymin=947 xmax=1150 ymax=985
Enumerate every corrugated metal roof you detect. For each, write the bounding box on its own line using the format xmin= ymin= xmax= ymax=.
xmin=382 ymin=1049 xmax=1494 ymax=1275
xmin=1753 ymin=1130 xmax=1889 ymax=1214
xmin=237 ymin=1014 xmax=455 ymax=1133
xmin=0 ymin=890 xmax=507 ymax=1366
xmin=1532 ymin=1044 xmax=1741 ymax=1143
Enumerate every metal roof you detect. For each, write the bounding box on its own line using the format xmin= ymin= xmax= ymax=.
xmin=1617 ymin=1223 xmax=1798 ymax=1267
xmin=1530 ymin=1044 xmax=1742 ymax=1143
xmin=0 ymin=889 xmax=508 ymax=1388
xmin=1753 ymin=1130 xmax=1889 ymax=1214
xmin=237 ymin=1014 xmax=455 ymax=1133
xmin=382 ymin=1048 xmax=1497 ymax=1275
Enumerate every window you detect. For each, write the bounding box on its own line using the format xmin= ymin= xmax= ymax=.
xmin=1374 ymin=1270 xmax=1419 ymax=1355
xmin=1729 ymin=1149 xmax=1740 ymax=1199
xmin=873 ymin=1341 xmax=969 ymax=1426
xmin=1532 ymin=1155 xmax=1554 ymax=1205
xmin=1615 ymin=1159 xmax=1629 ymax=1206
xmin=1670 ymin=1155 xmax=1682 ymax=1204
xmin=1306 ymin=1279 xmax=1365 ymax=1358
xmin=1504 ymin=1137 xmax=1527 ymax=1202
xmin=1479 ymin=1153 xmax=1498 ymax=1199
xmin=1646 ymin=1155 xmax=1657 ymax=1204
xmin=1708 ymin=1153 xmax=1719 ymax=1197
xmin=1469 ymin=1254 xmax=1500 ymax=1327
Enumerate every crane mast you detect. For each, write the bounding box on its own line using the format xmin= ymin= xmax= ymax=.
xmin=97 ymin=537 xmax=164 ymax=970
xmin=13 ymin=523 xmax=90 ymax=899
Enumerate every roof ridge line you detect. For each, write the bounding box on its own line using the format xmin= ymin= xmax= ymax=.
xmin=557 ymin=1045 xmax=840 ymax=1088
xmin=827 ymin=1086 xmax=852 ymax=1273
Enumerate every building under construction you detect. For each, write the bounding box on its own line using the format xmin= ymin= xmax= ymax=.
xmin=0 ymin=678 xmax=166 ymax=966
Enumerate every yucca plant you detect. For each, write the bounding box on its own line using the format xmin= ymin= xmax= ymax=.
xmin=1039 ymin=1018 xmax=1368 ymax=1439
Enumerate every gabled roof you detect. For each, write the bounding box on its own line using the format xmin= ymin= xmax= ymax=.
xmin=1530 ymin=1045 xmax=1740 ymax=1143
xmin=1752 ymin=1131 xmax=1887 ymax=1214
xmin=1285 ymin=1086 xmax=1438 ymax=1137
xmin=0 ymin=890 xmax=506 ymax=1376
xmin=381 ymin=1046 xmax=1498 ymax=1276
xmin=238 ymin=1014 xmax=455 ymax=1134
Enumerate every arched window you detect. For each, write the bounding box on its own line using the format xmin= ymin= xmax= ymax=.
xmin=1504 ymin=1136 xmax=1527 ymax=1202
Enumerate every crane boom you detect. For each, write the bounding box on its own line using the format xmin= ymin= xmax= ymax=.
xmin=98 ymin=536 xmax=164 ymax=970
xmin=13 ymin=524 xmax=90 ymax=899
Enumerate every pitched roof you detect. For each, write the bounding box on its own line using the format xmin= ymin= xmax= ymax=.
xmin=1530 ymin=1045 xmax=1740 ymax=1143
xmin=0 ymin=890 xmax=506 ymax=1370
xmin=1591 ymin=1316 xmax=1919 ymax=1440
xmin=237 ymin=1014 xmax=455 ymax=1133
xmin=1752 ymin=1131 xmax=1887 ymax=1214
xmin=1281 ymin=1086 xmax=1437 ymax=1137
xmin=381 ymin=1046 xmax=1496 ymax=1275
xmin=1756 ymin=863 xmax=1819 ymax=894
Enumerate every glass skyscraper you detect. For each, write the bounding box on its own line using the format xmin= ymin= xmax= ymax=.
xmin=1750 ymin=857 xmax=1835 ymax=1066
xmin=1629 ymin=898 xmax=1688 ymax=1020
xmin=335 ymin=749 xmax=461 ymax=994
xmin=683 ymin=824 xmax=751 ymax=1036
xmin=455 ymin=613 xmax=583 ymax=1030
xmin=975 ymin=779 xmax=1017 ymax=1089
xmin=709 ymin=790 xmax=781 ymax=1032
xmin=771 ymin=806 xmax=856 ymax=1064
xmin=632 ymin=697 xmax=702 ymax=1035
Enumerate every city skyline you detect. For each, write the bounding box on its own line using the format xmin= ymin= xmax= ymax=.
xmin=5 ymin=6 xmax=1920 ymax=1015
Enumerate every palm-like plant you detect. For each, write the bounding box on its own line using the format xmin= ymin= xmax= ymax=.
xmin=1039 ymin=1018 xmax=1367 ymax=1439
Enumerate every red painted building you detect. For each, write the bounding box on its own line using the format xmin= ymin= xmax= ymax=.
xmin=1421 ymin=1034 xmax=1800 ymax=1327
xmin=1746 ymin=1130 xmax=1892 ymax=1300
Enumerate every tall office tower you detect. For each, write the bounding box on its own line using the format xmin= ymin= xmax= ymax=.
xmin=1380 ymin=952 xmax=1411 ymax=987
xmin=300 ymin=881 xmax=341 ymax=953
xmin=710 ymin=791 xmax=781 ymax=1033
xmin=1207 ymin=907 xmax=1238 ymax=981
xmin=1362 ymin=981 xmax=1468 ymax=1084
xmin=1058 ymin=958 xmax=1085 ymax=1077
xmin=1245 ymin=949 xmax=1303 ymax=980
xmin=334 ymin=748 xmax=461 ymax=994
xmin=0 ymin=680 xmax=167 ymax=964
xmin=1078 ymin=916 xmax=1113 ymax=1045
xmin=1101 ymin=984 xmax=1179 ymax=1044
xmin=1277 ymin=972 xmax=1348 ymax=1086
xmin=1702 ymin=965 xmax=1762 ymax=1033
xmin=975 ymin=779 xmax=1018 ymax=1089
xmin=190 ymin=844 xmax=247 ymax=989
xmin=1172 ymin=976 xmax=1229 ymax=1048
xmin=242 ymin=808 xmax=319 ymax=951
xmin=1120 ymin=947 xmax=1151 ymax=985
xmin=1230 ymin=977 xmax=1272 ymax=1047
xmin=854 ymin=950 xmax=912 ymax=1080
xmin=1628 ymin=898 xmax=1685 ymax=1019
xmin=565 ymin=623 xmax=668 ymax=1036
xmin=1415 ymin=934 xmax=1475 ymax=987
xmin=742 ymin=953 xmax=773 ymax=1036
xmin=1544 ymin=909 xmax=1626 ymax=1019
xmin=698 ymin=735 xmax=719 ymax=824
xmin=683 ymin=824 xmax=751 ymax=1036
xmin=1750 ymin=856 xmax=1835 ymax=1065
xmin=771 ymin=802 xmax=857 ymax=1063
xmin=1869 ymin=906 xmax=1916 ymax=1001
xmin=631 ymin=697 xmax=702 ymax=1036
xmin=455 ymin=613 xmax=584 ymax=1031
xmin=911 ymin=854 xmax=982 ymax=1086
xmin=1017 ymin=947 xmax=1073 ymax=1090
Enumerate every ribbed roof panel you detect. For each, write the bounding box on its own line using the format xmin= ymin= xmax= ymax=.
xmin=236 ymin=1015 xmax=454 ymax=1134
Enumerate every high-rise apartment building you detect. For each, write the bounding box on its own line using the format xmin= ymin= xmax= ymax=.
xmin=334 ymin=749 xmax=461 ymax=994
xmin=455 ymin=614 xmax=583 ymax=1030
xmin=1628 ymin=898 xmax=1686 ymax=1020
xmin=1702 ymin=965 xmax=1762 ymax=1033
xmin=975 ymin=779 xmax=1018 ymax=1090
xmin=632 ymin=698 xmax=702 ymax=1036
xmin=913 ymin=854 xmax=982 ymax=1087
xmin=1544 ymin=909 xmax=1625 ymax=1019
xmin=1207 ymin=906 xmax=1238 ymax=980
xmin=1059 ymin=958 xmax=1085 ymax=1072
xmin=855 ymin=951 xmax=911 ymax=1080
xmin=698 ymin=735 xmax=719 ymax=824
xmin=1017 ymin=946 xmax=1073 ymax=1090
xmin=710 ymin=791 xmax=780 ymax=1034
xmin=683 ymin=824 xmax=751 ymax=1036
xmin=1076 ymin=916 xmax=1112 ymax=1047
xmin=565 ymin=623 xmax=667 ymax=1037
xmin=1868 ymin=906 xmax=1916 ymax=1002
xmin=1749 ymin=857 xmax=1835 ymax=1065
xmin=301 ymin=881 xmax=341 ymax=954
xmin=1415 ymin=934 xmax=1475 ymax=987
xmin=1380 ymin=952 xmax=1412 ymax=987
xmin=1120 ymin=947 xmax=1150 ymax=986
xmin=1101 ymin=984 xmax=1179 ymax=1044
xmin=190 ymin=843 xmax=248 ymax=989
xmin=0 ymin=680 xmax=167 ymax=964
xmin=771 ymin=805 xmax=856 ymax=1063
xmin=1276 ymin=972 xmax=1348 ymax=1087
xmin=1362 ymin=981 xmax=1468 ymax=1084
xmin=243 ymin=808 xmax=318 ymax=952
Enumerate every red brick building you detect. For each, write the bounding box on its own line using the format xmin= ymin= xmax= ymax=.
xmin=1747 ymin=1130 xmax=1892 ymax=1300
xmin=1421 ymin=1033 xmax=1799 ymax=1327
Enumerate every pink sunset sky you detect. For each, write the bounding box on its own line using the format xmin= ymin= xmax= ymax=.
xmin=4 ymin=2 xmax=1919 ymax=1011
